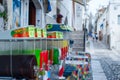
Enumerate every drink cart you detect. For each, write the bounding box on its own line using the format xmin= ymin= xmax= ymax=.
xmin=0 ymin=30 xmax=38 ymax=79
xmin=0 ymin=26 xmax=48 ymax=80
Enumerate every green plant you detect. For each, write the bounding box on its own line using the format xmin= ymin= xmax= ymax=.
xmin=0 ymin=11 xmax=7 ymax=21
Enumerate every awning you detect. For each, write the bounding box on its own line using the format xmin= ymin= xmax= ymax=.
xmin=73 ymin=0 xmax=90 ymax=4
xmin=46 ymin=24 xmax=73 ymax=32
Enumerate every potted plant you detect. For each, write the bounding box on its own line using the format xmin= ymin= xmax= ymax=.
xmin=56 ymin=13 xmax=63 ymax=23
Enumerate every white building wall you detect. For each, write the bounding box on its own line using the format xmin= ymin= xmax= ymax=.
xmin=86 ymin=17 xmax=90 ymax=31
xmin=40 ymin=0 xmax=46 ymax=28
xmin=7 ymin=0 xmax=13 ymax=30
xmin=21 ymin=0 xmax=29 ymax=27
xmin=106 ymin=9 xmax=109 ymax=35
xmin=110 ymin=0 xmax=120 ymax=3
xmin=97 ymin=11 xmax=107 ymax=35
xmin=96 ymin=8 xmax=110 ymax=46
xmin=7 ymin=0 xmax=84 ymax=30
xmin=109 ymin=2 xmax=120 ymax=49
xmin=7 ymin=0 xmax=32 ymax=28
xmin=57 ymin=0 xmax=73 ymax=26
xmin=45 ymin=0 xmax=57 ymax=24
xmin=74 ymin=3 xmax=84 ymax=31
xmin=45 ymin=0 xmax=73 ymax=27
xmin=6 ymin=0 xmax=48 ymax=29
xmin=97 ymin=18 xmax=101 ymax=34
xmin=36 ymin=9 xmax=41 ymax=27
xmin=61 ymin=0 xmax=73 ymax=27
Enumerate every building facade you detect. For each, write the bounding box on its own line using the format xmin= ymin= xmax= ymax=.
xmin=108 ymin=0 xmax=120 ymax=50
xmin=0 ymin=0 xmax=86 ymax=32
xmin=96 ymin=0 xmax=120 ymax=50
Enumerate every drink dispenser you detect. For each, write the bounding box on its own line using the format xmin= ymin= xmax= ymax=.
xmin=0 ymin=40 xmax=37 ymax=79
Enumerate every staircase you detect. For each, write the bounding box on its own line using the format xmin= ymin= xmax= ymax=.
xmin=70 ymin=31 xmax=85 ymax=52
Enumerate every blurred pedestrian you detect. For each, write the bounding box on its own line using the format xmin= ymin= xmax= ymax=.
xmin=95 ymin=33 xmax=98 ymax=42
xmin=92 ymin=32 xmax=95 ymax=41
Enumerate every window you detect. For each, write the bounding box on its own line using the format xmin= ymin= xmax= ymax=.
xmin=118 ymin=15 xmax=120 ymax=25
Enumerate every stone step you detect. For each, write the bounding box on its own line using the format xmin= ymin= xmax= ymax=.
xmin=71 ymin=31 xmax=84 ymax=34
xmin=70 ymin=35 xmax=84 ymax=39
xmin=72 ymin=47 xmax=84 ymax=51
xmin=72 ymin=43 xmax=84 ymax=47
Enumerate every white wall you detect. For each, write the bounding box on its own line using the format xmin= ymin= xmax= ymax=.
xmin=7 ymin=0 xmax=46 ymax=28
xmin=97 ymin=10 xmax=107 ymax=35
xmin=41 ymin=0 xmax=73 ymax=27
xmin=7 ymin=0 xmax=13 ymax=30
xmin=110 ymin=0 xmax=120 ymax=3
xmin=21 ymin=0 xmax=45 ymax=28
xmin=109 ymin=3 xmax=120 ymax=49
xmin=21 ymin=0 xmax=29 ymax=27
xmin=86 ymin=17 xmax=90 ymax=31
xmin=45 ymin=0 xmax=73 ymax=27
xmin=36 ymin=9 xmax=41 ymax=27
xmin=74 ymin=3 xmax=84 ymax=31
xmin=57 ymin=0 xmax=73 ymax=26
xmin=62 ymin=0 xmax=73 ymax=27
xmin=7 ymin=0 xmax=29 ymax=28
xmin=40 ymin=0 xmax=46 ymax=28
xmin=96 ymin=8 xmax=111 ymax=47
xmin=45 ymin=0 xmax=57 ymax=24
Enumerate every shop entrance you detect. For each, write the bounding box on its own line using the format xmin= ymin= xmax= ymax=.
xmin=29 ymin=0 xmax=36 ymax=26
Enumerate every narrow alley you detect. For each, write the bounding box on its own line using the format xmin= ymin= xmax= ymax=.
xmin=88 ymin=38 xmax=120 ymax=80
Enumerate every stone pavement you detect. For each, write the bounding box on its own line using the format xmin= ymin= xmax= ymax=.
xmin=92 ymin=60 xmax=107 ymax=80
xmin=86 ymin=39 xmax=107 ymax=80
xmin=86 ymin=38 xmax=120 ymax=80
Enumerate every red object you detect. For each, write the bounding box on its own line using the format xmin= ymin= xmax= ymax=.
xmin=52 ymin=35 xmax=56 ymax=38
xmin=63 ymin=47 xmax=66 ymax=58
xmin=39 ymin=50 xmax=49 ymax=71
xmin=13 ymin=34 xmax=19 ymax=37
xmin=59 ymin=66 xmax=64 ymax=77
xmin=47 ymin=35 xmax=51 ymax=38
xmin=60 ymin=47 xmax=68 ymax=60
xmin=44 ymin=50 xmax=49 ymax=70
xmin=35 ymin=32 xmax=37 ymax=37
xmin=42 ymin=34 xmax=43 ymax=37
xmin=21 ymin=32 xmax=29 ymax=37
xmin=61 ymin=48 xmax=64 ymax=60
xmin=40 ymin=51 xmax=43 ymax=71
xmin=64 ymin=47 xmax=67 ymax=57
xmin=48 ymin=49 xmax=53 ymax=65
xmin=13 ymin=33 xmax=23 ymax=37
xmin=47 ymin=78 xmax=50 ymax=80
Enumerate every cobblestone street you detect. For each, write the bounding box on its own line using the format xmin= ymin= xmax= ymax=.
xmin=87 ymin=39 xmax=120 ymax=80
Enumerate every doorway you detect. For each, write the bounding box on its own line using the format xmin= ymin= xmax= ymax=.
xmin=29 ymin=0 xmax=36 ymax=26
xmin=0 ymin=0 xmax=2 ymax=3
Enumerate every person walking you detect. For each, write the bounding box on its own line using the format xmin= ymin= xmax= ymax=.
xmin=95 ymin=33 xmax=98 ymax=42
xmin=92 ymin=32 xmax=95 ymax=41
